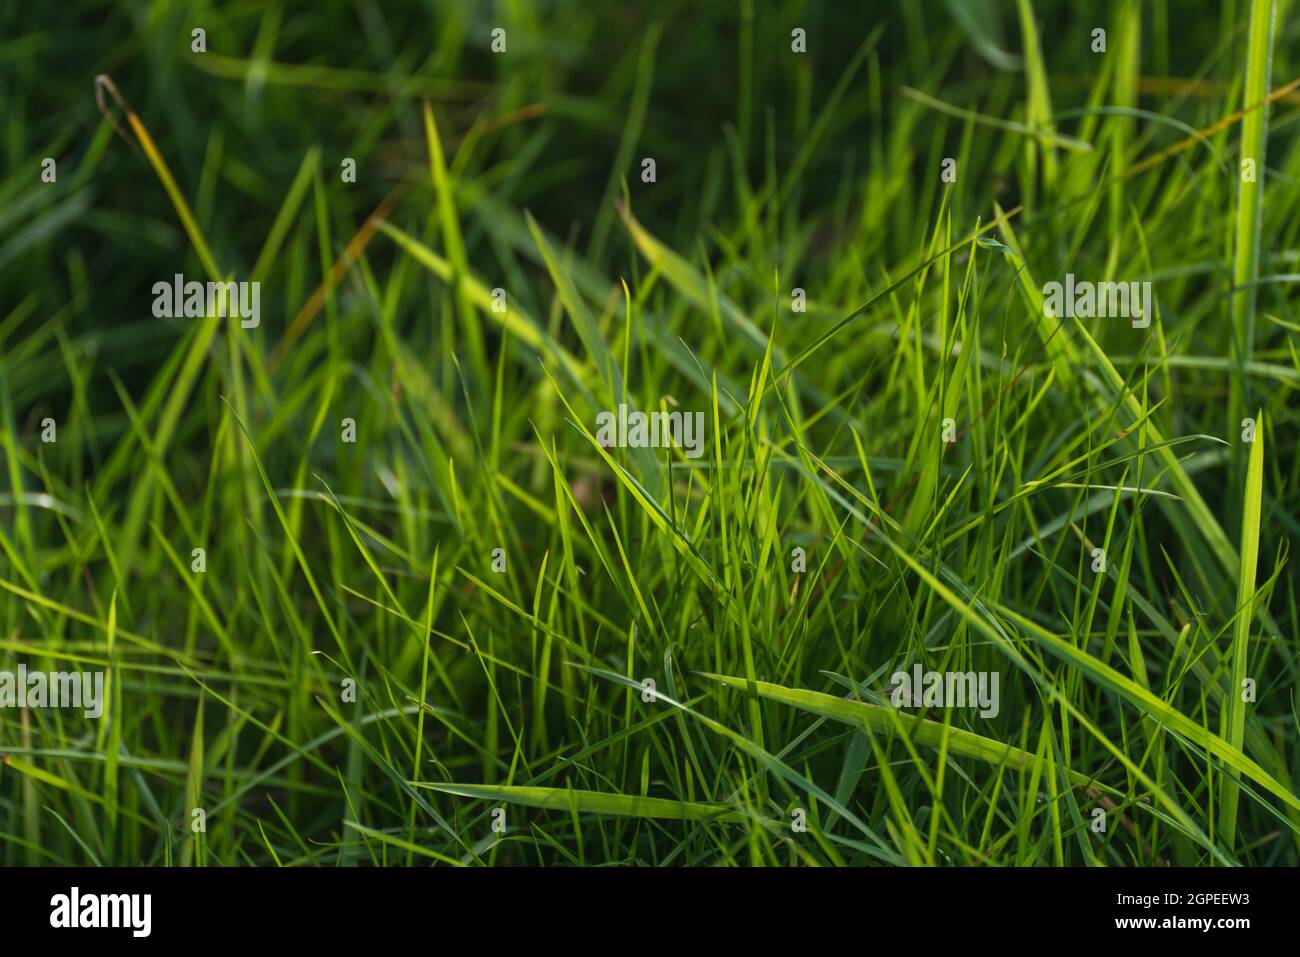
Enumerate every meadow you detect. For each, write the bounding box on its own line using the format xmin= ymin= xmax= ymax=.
xmin=1 ymin=0 xmax=1298 ymax=867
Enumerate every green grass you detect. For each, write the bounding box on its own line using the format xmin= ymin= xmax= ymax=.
xmin=2 ymin=1 xmax=1299 ymax=867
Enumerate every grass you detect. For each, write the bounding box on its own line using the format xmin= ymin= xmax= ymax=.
xmin=1 ymin=1 xmax=1299 ymax=867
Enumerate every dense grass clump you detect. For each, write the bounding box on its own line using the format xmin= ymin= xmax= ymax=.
xmin=2 ymin=1 xmax=1299 ymax=866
